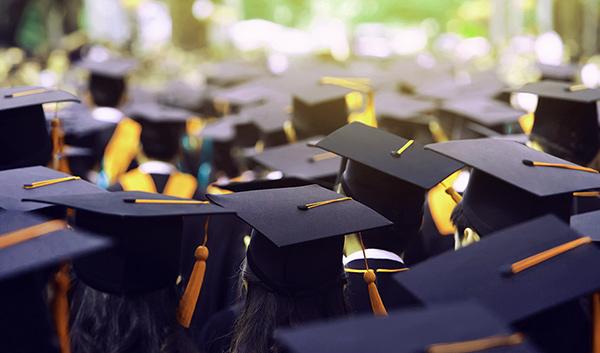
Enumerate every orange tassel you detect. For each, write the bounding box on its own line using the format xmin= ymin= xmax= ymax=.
xmin=363 ymin=269 xmax=388 ymax=316
xmin=177 ymin=218 xmax=210 ymax=328
xmin=358 ymin=233 xmax=388 ymax=316
xmin=593 ymin=293 xmax=600 ymax=353
xmin=51 ymin=263 xmax=71 ymax=353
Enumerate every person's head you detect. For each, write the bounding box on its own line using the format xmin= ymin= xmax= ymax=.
xmin=230 ymin=232 xmax=349 ymax=353
xmin=139 ymin=121 xmax=184 ymax=162
xmin=342 ymin=161 xmax=425 ymax=254
xmin=88 ymin=74 xmax=127 ymax=108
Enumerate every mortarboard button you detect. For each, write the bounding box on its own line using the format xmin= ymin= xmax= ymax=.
xmin=275 ymin=301 xmax=542 ymax=353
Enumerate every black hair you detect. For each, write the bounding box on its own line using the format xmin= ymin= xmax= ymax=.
xmin=139 ymin=122 xmax=184 ymax=162
xmin=229 ymin=260 xmax=349 ymax=353
xmin=69 ymin=280 xmax=197 ymax=353
xmin=450 ymin=201 xmax=470 ymax=236
xmin=89 ymin=74 xmax=126 ymax=108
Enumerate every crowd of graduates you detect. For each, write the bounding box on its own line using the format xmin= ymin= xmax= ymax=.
xmin=3 ymin=41 xmax=600 ymax=353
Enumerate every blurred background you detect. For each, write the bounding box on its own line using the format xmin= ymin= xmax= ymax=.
xmin=1 ymin=0 xmax=600 ymax=90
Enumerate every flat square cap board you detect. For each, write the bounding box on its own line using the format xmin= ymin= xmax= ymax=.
xmin=214 ymin=177 xmax=313 ymax=193
xmin=571 ymin=210 xmax=600 ymax=241
xmin=392 ymin=215 xmax=600 ymax=322
xmin=206 ymin=184 xmax=392 ymax=247
xmin=516 ymin=80 xmax=600 ymax=103
xmin=24 ymin=191 xmax=235 ymax=217
xmin=276 ymin=301 xmax=541 ymax=353
xmin=426 ymin=138 xmax=600 ymax=196
xmin=0 ymin=86 xmax=79 ymax=111
xmin=375 ymin=91 xmax=435 ymax=120
xmin=315 ymin=122 xmax=463 ymax=189
xmin=0 ymin=166 xmax=106 ymax=212
xmin=251 ymin=138 xmax=342 ymax=181
xmin=441 ymin=98 xmax=525 ymax=126
xmin=77 ymin=57 xmax=137 ymax=78
xmin=124 ymin=101 xmax=193 ymax=123
xmin=0 ymin=210 xmax=111 ymax=281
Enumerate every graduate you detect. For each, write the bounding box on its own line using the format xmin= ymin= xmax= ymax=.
xmin=77 ymin=55 xmax=139 ymax=188
xmin=108 ymin=102 xmax=200 ymax=199
xmin=200 ymin=184 xmax=392 ymax=353
xmin=24 ymin=190 xmax=235 ymax=353
xmin=315 ymin=122 xmax=463 ymax=313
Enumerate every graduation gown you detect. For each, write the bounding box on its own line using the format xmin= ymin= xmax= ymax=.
xmin=344 ymin=249 xmax=418 ymax=314
xmin=198 ymin=304 xmax=242 ymax=353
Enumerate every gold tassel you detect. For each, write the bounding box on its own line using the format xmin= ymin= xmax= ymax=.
xmin=358 ymin=233 xmax=388 ymax=316
xmin=177 ymin=217 xmax=210 ymax=328
xmin=51 ymin=263 xmax=71 ymax=353
xmin=593 ymin=292 xmax=600 ymax=353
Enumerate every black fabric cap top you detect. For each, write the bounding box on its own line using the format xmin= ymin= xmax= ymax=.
xmin=426 ymin=138 xmax=600 ymax=197
xmin=0 ymin=87 xmax=80 ymax=170
xmin=0 ymin=166 xmax=106 ymax=212
xmin=571 ymin=209 xmax=600 ymax=242
xmin=250 ymin=138 xmax=341 ymax=183
xmin=0 ymin=210 xmax=111 ymax=282
xmin=124 ymin=101 xmax=193 ymax=124
xmin=276 ymin=302 xmax=540 ymax=353
xmin=316 ymin=122 xmax=463 ymax=189
xmin=516 ymin=80 xmax=600 ymax=103
xmin=23 ymin=191 xmax=234 ymax=294
xmin=393 ymin=215 xmax=600 ymax=322
xmin=375 ymin=91 xmax=435 ymax=121
xmin=207 ymin=184 xmax=391 ymax=293
xmin=441 ymin=98 xmax=525 ymax=127
xmin=214 ymin=177 xmax=313 ymax=193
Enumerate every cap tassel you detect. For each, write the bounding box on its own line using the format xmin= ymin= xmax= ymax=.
xmin=178 ymin=217 xmax=210 ymax=328
xmin=440 ymin=182 xmax=462 ymax=204
xmin=593 ymin=292 xmax=600 ymax=353
xmin=51 ymin=263 xmax=71 ymax=353
xmin=358 ymin=233 xmax=388 ymax=316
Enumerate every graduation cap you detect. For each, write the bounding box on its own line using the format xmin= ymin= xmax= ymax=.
xmin=250 ymin=138 xmax=342 ymax=187
xmin=515 ymin=80 xmax=600 ymax=165
xmin=211 ymin=82 xmax=287 ymax=115
xmin=374 ymin=91 xmax=437 ymax=143
xmin=0 ymin=86 xmax=80 ymax=170
xmin=0 ymin=210 xmax=112 ymax=353
xmin=241 ymin=100 xmax=292 ymax=148
xmin=77 ymin=56 xmax=137 ymax=79
xmin=206 ymin=185 xmax=392 ymax=294
xmin=23 ymin=190 xmax=235 ymax=327
xmin=537 ymin=63 xmax=578 ymax=82
xmin=426 ymin=138 xmax=600 ymax=235
xmin=0 ymin=166 xmax=105 ymax=213
xmin=439 ymin=98 xmax=525 ymax=137
xmin=276 ymin=301 xmax=541 ymax=353
xmin=571 ymin=209 xmax=600 ymax=241
xmin=392 ymin=215 xmax=600 ymax=323
xmin=49 ymin=103 xmax=114 ymax=149
xmin=158 ymin=80 xmax=209 ymax=113
xmin=291 ymin=83 xmax=353 ymax=139
xmin=214 ymin=176 xmax=313 ymax=193
xmin=205 ymin=60 xmax=266 ymax=87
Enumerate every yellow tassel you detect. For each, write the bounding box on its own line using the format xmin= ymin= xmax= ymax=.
xmin=52 ymin=263 xmax=71 ymax=353
xmin=363 ymin=270 xmax=387 ymax=316
xmin=177 ymin=218 xmax=210 ymax=328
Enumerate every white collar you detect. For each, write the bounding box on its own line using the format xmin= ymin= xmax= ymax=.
xmin=139 ymin=161 xmax=176 ymax=175
xmin=343 ymin=248 xmax=404 ymax=266
xmin=91 ymin=107 xmax=125 ymax=123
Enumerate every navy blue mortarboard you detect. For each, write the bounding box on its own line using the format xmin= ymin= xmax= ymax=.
xmin=426 ymin=138 xmax=600 ymax=234
xmin=0 ymin=86 xmax=80 ymax=170
xmin=207 ymin=185 xmax=391 ymax=293
xmin=77 ymin=57 xmax=137 ymax=79
xmin=516 ymin=80 xmax=600 ymax=165
xmin=276 ymin=302 xmax=541 ymax=353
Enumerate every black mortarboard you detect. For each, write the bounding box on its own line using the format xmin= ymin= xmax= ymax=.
xmin=0 ymin=86 xmax=80 ymax=170
xmin=393 ymin=215 xmax=600 ymax=323
xmin=207 ymin=185 xmax=391 ymax=293
xmin=24 ymin=191 xmax=234 ymax=294
xmin=50 ymin=103 xmax=114 ymax=149
xmin=241 ymin=100 xmax=292 ymax=148
xmin=375 ymin=91 xmax=437 ymax=143
xmin=125 ymin=101 xmax=192 ymax=124
xmin=292 ymin=83 xmax=352 ymax=139
xmin=158 ymin=80 xmax=209 ymax=113
xmin=439 ymin=98 xmax=525 ymax=136
xmin=537 ymin=63 xmax=578 ymax=82
xmin=516 ymin=80 xmax=600 ymax=165
xmin=276 ymin=302 xmax=541 ymax=353
xmin=214 ymin=177 xmax=313 ymax=193
xmin=0 ymin=210 xmax=111 ymax=281
xmin=0 ymin=166 xmax=105 ymax=212
xmin=211 ymin=81 xmax=287 ymax=114
xmin=250 ymin=138 xmax=341 ymax=186
xmin=77 ymin=57 xmax=137 ymax=79
xmin=0 ymin=210 xmax=111 ymax=353
xmin=426 ymin=138 xmax=600 ymax=234
xmin=205 ymin=60 xmax=266 ymax=87
xmin=316 ymin=122 xmax=463 ymax=190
